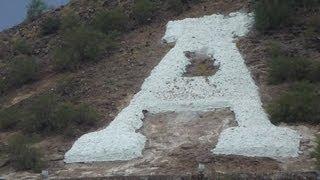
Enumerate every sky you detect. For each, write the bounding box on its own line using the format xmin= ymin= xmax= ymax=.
xmin=0 ymin=0 xmax=69 ymax=31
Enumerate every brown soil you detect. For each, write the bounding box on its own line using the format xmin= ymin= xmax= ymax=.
xmin=184 ymin=51 xmax=219 ymax=77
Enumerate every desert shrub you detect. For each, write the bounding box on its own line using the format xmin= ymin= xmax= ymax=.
xmin=92 ymin=8 xmax=129 ymax=34
xmin=268 ymin=82 xmax=320 ymax=124
xmin=12 ymin=39 xmax=32 ymax=55
xmin=54 ymin=103 xmax=99 ymax=131
xmin=27 ymin=0 xmax=47 ymax=21
xmin=0 ymin=107 xmax=24 ymax=130
xmin=74 ymin=103 xmax=100 ymax=126
xmin=268 ymin=56 xmax=310 ymax=84
xmin=60 ymin=11 xmax=81 ymax=31
xmin=133 ymin=0 xmax=155 ymax=24
xmin=167 ymin=0 xmax=184 ymax=14
xmin=52 ymin=102 xmax=77 ymax=131
xmin=21 ymin=93 xmax=100 ymax=134
xmin=41 ymin=16 xmax=61 ymax=35
xmin=7 ymin=56 xmax=40 ymax=88
xmin=254 ymin=0 xmax=292 ymax=31
xmin=21 ymin=94 xmax=59 ymax=133
xmin=54 ymin=26 xmax=116 ymax=71
xmin=8 ymin=134 xmax=44 ymax=172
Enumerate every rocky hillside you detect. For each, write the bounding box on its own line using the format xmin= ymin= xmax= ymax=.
xmin=0 ymin=0 xmax=320 ymax=179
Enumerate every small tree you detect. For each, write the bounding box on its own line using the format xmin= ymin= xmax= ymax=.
xmin=27 ymin=0 xmax=47 ymax=20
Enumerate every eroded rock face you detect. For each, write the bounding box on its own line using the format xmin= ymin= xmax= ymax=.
xmin=64 ymin=12 xmax=300 ymax=163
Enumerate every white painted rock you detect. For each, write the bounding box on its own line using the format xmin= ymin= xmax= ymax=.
xmin=64 ymin=12 xmax=300 ymax=163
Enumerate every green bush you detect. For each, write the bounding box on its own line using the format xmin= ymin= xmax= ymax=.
xmin=74 ymin=103 xmax=100 ymax=126
xmin=0 ymin=107 xmax=23 ymax=130
xmin=133 ymin=0 xmax=155 ymax=24
xmin=22 ymin=94 xmax=59 ymax=133
xmin=54 ymin=26 xmax=116 ymax=71
xmin=60 ymin=11 xmax=81 ymax=31
xmin=8 ymin=134 xmax=44 ymax=172
xmin=27 ymin=0 xmax=47 ymax=21
xmin=41 ymin=17 xmax=61 ymax=35
xmin=21 ymin=94 xmax=100 ymax=134
xmin=52 ymin=102 xmax=78 ymax=130
xmin=254 ymin=0 xmax=292 ymax=31
xmin=268 ymin=56 xmax=310 ymax=84
xmin=268 ymin=82 xmax=320 ymax=124
xmin=12 ymin=39 xmax=32 ymax=55
xmin=7 ymin=56 xmax=40 ymax=88
xmin=92 ymin=8 xmax=129 ymax=34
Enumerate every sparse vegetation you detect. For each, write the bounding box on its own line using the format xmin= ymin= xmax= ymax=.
xmin=60 ymin=11 xmax=81 ymax=31
xmin=6 ymin=55 xmax=40 ymax=88
xmin=41 ymin=16 xmax=61 ymax=35
xmin=268 ymin=82 xmax=320 ymax=124
xmin=8 ymin=134 xmax=44 ymax=172
xmin=26 ymin=0 xmax=47 ymax=21
xmin=133 ymin=0 xmax=155 ymax=24
xmin=54 ymin=26 xmax=116 ymax=71
xmin=12 ymin=38 xmax=32 ymax=55
xmin=56 ymin=76 xmax=81 ymax=100
xmin=93 ymin=8 xmax=129 ymax=34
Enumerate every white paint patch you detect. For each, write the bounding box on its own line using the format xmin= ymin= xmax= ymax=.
xmin=64 ymin=12 xmax=300 ymax=163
